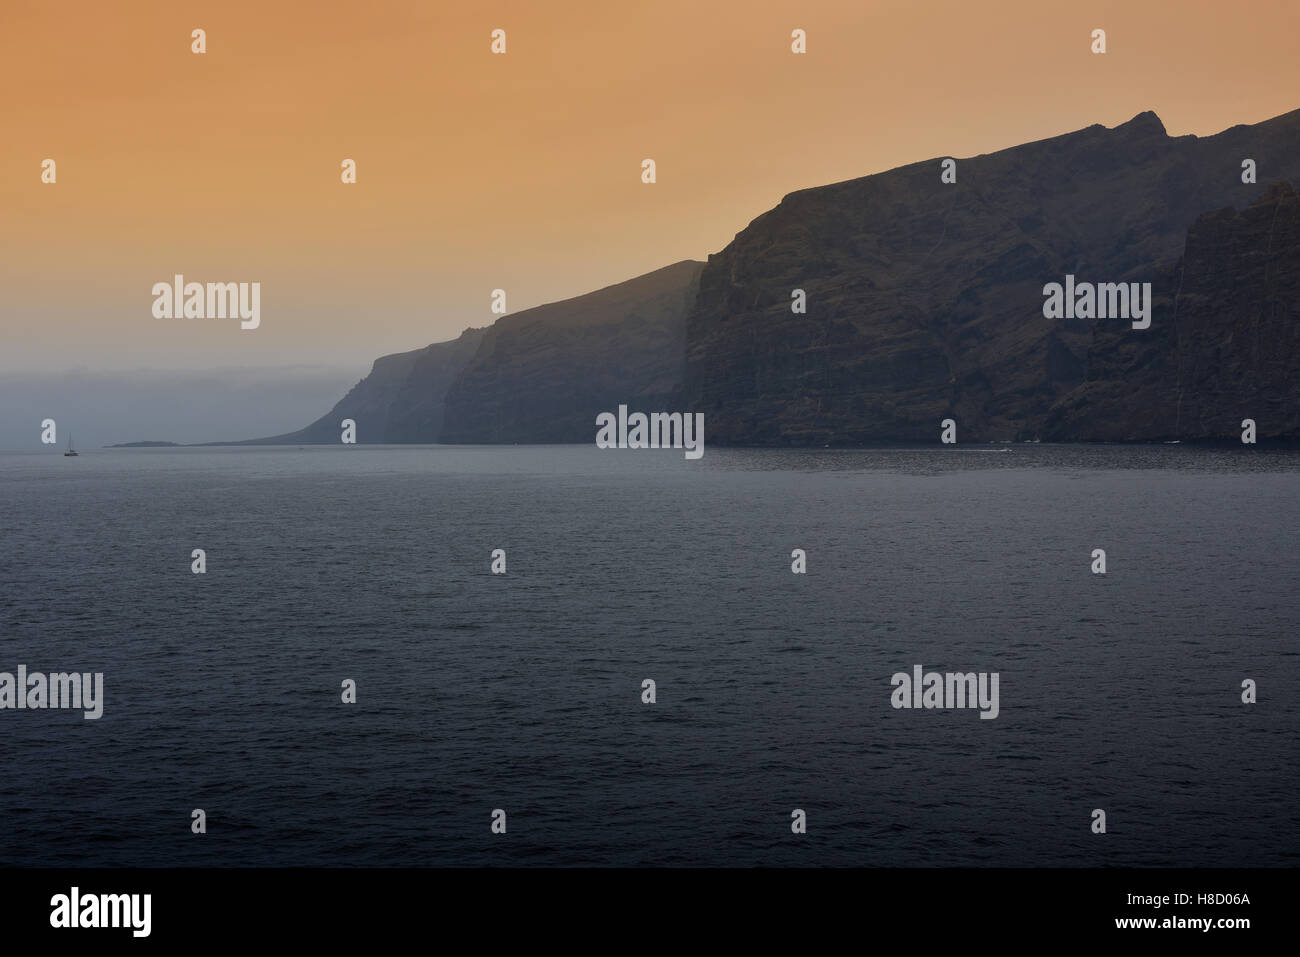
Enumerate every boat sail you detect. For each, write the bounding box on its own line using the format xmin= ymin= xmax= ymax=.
xmin=64 ymin=434 xmax=78 ymax=457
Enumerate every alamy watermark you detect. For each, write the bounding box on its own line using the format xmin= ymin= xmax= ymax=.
xmin=50 ymin=887 xmax=150 ymax=937
xmin=890 ymin=664 xmax=999 ymax=719
xmin=596 ymin=404 xmax=704 ymax=459
xmin=152 ymin=274 xmax=260 ymax=330
xmin=1042 ymin=274 xmax=1151 ymax=330
xmin=0 ymin=666 xmax=103 ymax=719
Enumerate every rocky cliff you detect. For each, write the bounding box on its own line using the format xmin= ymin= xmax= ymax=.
xmin=1042 ymin=182 xmax=1300 ymax=440
xmin=243 ymin=109 xmax=1300 ymax=446
xmin=235 ymin=260 xmax=703 ymax=445
xmin=232 ymin=326 xmax=485 ymax=444
xmin=439 ymin=260 xmax=703 ymax=443
xmin=681 ymin=109 xmax=1300 ymax=442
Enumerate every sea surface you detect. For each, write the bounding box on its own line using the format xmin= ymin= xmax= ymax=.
xmin=0 ymin=444 xmax=1296 ymax=867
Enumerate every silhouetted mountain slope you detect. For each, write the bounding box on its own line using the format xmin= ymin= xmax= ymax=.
xmin=439 ymin=260 xmax=704 ymax=442
xmin=229 ymin=327 xmax=485 ymax=444
xmin=681 ymin=109 xmax=1300 ymax=442
xmin=239 ymin=109 xmax=1300 ymax=446
xmin=230 ymin=261 xmax=703 ymax=445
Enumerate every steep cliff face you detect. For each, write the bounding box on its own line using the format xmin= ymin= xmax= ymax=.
xmin=235 ymin=326 xmax=485 ymax=444
xmin=439 ymin=260 xmax=704 ymax=443
xmin=239 ymin=110 xmax=1300 ymax=447
xmin=383 ymin=328 xmax=492 ymax=442
xmin=232 ymin=261 xmax=702 ymax=446
xmin=681 ymin=109 xmax=1300 ymax=443
xmin=1043 ymin=183 xmax=1300 ymax=440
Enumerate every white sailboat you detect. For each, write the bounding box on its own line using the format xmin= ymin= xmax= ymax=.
xmin=64 ymin=433 xmax=78 ymax=457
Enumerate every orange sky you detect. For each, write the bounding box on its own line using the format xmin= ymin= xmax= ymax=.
xmin=2 ymin=0 xmax=1297 ymax=372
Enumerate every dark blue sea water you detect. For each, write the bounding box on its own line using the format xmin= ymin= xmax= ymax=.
xmin=1 ymin=444 xmax=1296 ymax=866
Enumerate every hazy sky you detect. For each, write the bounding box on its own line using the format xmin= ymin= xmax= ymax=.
xmin=0 ymin=367 xmax=358 ymax=448
xmin=2 ymin=0 xmax=1298 ymax=377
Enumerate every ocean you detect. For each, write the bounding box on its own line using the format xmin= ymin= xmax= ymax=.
xmin=1 ymin=444 xmax=1296 ymax=866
